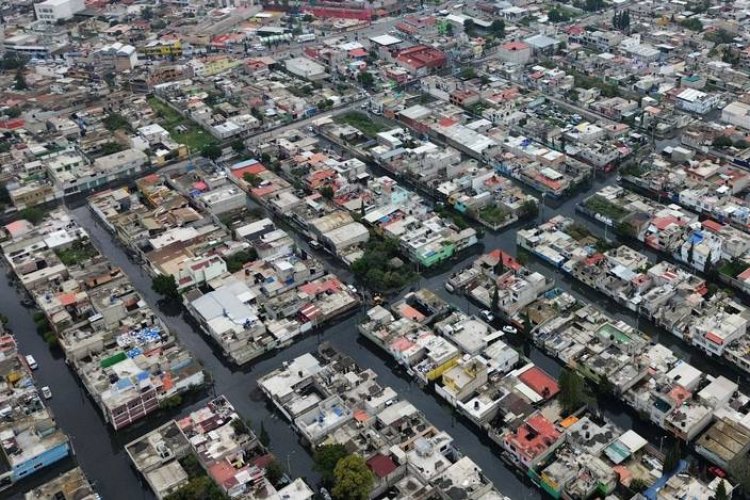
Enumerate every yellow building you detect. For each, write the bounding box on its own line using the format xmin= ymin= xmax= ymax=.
xmin=143 ymin=39 xmax=182 ymax=58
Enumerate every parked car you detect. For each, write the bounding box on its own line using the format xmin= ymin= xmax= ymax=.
xmin=480 ymin=310 xmax=495 ymax=323
xmin=25 ymin=355 xmax=38 ymax=370
xmin=41 ymin=386 xmax=52 ymax=399
xmin=708 ymin=466 xmax=727 ymax=479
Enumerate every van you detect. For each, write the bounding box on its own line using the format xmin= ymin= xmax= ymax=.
xmin=25 ymin=355 xmax=38 ymax=370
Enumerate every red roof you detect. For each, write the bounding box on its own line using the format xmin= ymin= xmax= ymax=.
xmin=231 ymin=163 xmax=266 ymax=180
xmin=504 ymin=413 xmax=560 ymax=460
xmin=349 ymin=48 xmax=368 ymax=58
xmin=702 ymin=219 xmax=724 ymax=233
xmin=518 ymin=366 xmax=560 ymax=399
xmin=501 ymin=41 xmax=530 ymax=51
xmin=367 ymin=454 xmax=397 ymax=478
xmin=0 ymin=118 xmax=24 ymax=130
xmin=299 ymin=303 xmax=321 ymax=322
xmin=586 ymin=253 xmax=605 ymax=266
xmin=705 ymin=331 xmax=725 ymax=345
xmin=486 ymin=249 xmax=522 ymax=272
xmin=652 ymin=215 xmax=682 ymax=231
xmin=438 ymin=117 xmax=458 ymax=128
xmin=395 ymin=45 xmax=446 ymax=70
xmin=299 ymin=277 xmax=342 ymax=296
xmin=738 ymin=267 xmax=750 ymax=281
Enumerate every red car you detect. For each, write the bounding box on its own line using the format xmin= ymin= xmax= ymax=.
xmin=708 ymin=466 xmax=727 ymax=479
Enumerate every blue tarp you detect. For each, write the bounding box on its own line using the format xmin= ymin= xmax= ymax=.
xmin=643 ymin=460 xmax=688 ymax=500
xmin=116 ymin=378 xmax=133 ymax=390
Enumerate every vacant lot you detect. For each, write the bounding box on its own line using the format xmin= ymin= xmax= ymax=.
xmin=334 ymin=111 xmax=389 ymax=138
xmin=148 ymin=97 xmax=217 ymax=151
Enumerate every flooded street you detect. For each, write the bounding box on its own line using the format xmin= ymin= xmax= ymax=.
xmin=4 ymin=164 xmax=739 ymax=500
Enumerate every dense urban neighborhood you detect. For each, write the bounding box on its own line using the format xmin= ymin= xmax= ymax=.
xmin=4 ymin=0 xmax=750 ymax=499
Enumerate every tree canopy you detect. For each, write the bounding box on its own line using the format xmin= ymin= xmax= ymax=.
xmin=151 ymin=274 xmax=179 ymax=299
xmin=313 ymin=444 xmax=349 ymax=485
xmin=490 ymin=19 xmax=505 ymax=37
xmin=20 ymin=207 xmax=46 ymax=225
xmin=612 ymin=10 xmax=630 ymax=30
xmin=663 ymin=440 xmax=682 ymax=473
xmin=332 ymin=455 xmax=374 ymax=500
xmin=201 ymin=143 xmax=222 ymax=161
xmin=463 ymin=18 xmax=475 ymax=35
xmin=558 ymin=368 xmax=587 ymax=414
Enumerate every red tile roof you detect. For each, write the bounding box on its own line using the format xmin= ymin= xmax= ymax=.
xmin=367 ymin=454 xmax=398 ymax=478
xmin=702 ymin=219 xmax=724 ymax=233
xmin=504 ymin=413 xmax=560 ymax=460
xmin=518 ymin=366 xmax=560 ymax=399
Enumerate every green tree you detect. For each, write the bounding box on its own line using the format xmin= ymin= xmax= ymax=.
xmin=103 ymin=113 xmax=132 ymax=132
xmin=522 ymin=312 xmax=533 ymax=335
xmin=715 ymin=479 xmax=729 ymax=500
xmin=265 ymin=460 xmax=285 ymax=486
xmin=243 ymin=172 xmax=262 ymax=187
xmin=6 ymin=107 xmax=21 ymax=118
xmin=319 ymin=185 xmax=335 ymax=200
xmin=151 ymin=274 xmax=179 ymax=299
xmin=358 ymin=71 xmax=375 ymax=88
xmin=259 ymin=420 xmax=270 ymax=447
xmin=558 ymin=368 xmax=586 ymax=414
xmin=0 ymin=53 xmax=27 ymax=70
xmin=20 ymin=207 xmax=45 ymax=225
xmin=491 ymin=285 xmax=500 ymax=314
xmin=445 ymin=22 xmax=454 ymax=35
xmin=225 ymin=248 xmax=258 ymax=273
xmin=522 ymin=200 xmax=538 ymax=219
xmin=332 ymin=455 xmax=374 ymax=500
xmin=490 ymin=19 xmax=505 ymax=37
xmin=313 ymin=444 xmax=348 ymax=485
xmin=494 ymin=257 xmax=505 ymax=276
xmin=231 ymin=418 xmax=249 ymax=436
xmin=165 ymin=475 xmax=228 ymax=500
xmin=463 ymin=18 xmax=475 ymax=35
xmin=231 ymin=139 xmax=245 ymax=153
xmin=14 ymin=69 xmax=28 ymax=91
xmin=629 ymin=478 xmax=649 ymax=493
xmin=142 ymin=6 xmax=153 ymax=19
xmin=201 ymin=143 xmax=222 ymax=160
xmin=549 ymin=8 xmax=569 ymax=23
xmin=0 ymin=184 xmax=9 ymax=207
xmin=713 ymin=135 xmax=733 ymax=149
xmin=728 ymin=457 xmax=750 ymax=494
xmin=100 ymin=142 xmax=125 ymax=155
xmin=459 ymin=67 xmax=477 ymax=80
xmin=680 ymin=17 xmax=703 ymax=31
xmin=663 ymin=440 xmax=682 ymax=473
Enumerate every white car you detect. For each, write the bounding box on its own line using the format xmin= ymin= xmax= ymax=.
xmin=347 ymin=284 xmax=358 ymax=295
xmin=502 ymin=325 xmax=518 ymax=335
xmin=41 ymin=386 xmax=52 ymax=399
xmin=480 ymin=310 xmax=495 ymax=323
xmin=25 ymin=355 xmax=38 ymax=370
